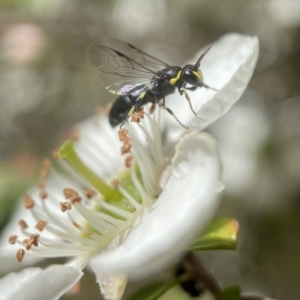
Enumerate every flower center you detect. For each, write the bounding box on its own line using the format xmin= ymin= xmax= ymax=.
xmin=9 ymin=109 xmax=166 ymax=269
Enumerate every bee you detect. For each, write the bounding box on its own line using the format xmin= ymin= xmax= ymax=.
xmin=87 ymin=39 xmax=216 ymax=129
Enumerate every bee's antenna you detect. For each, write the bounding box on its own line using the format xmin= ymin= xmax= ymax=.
xmin=194 ymin=43 xmax=213 ymax=70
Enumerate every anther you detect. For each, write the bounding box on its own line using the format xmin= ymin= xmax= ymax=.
xmin=71 ymin=196 xmax=82 ymax=204
xmin=39 ymin=168 xmax=48 ymax=179
xmin=63 ymin=188 xmax=78 ymax=199
xmin=23 ymin=238 xmax=32 ymax=250
xmin=60 ymin=201 xmax=72 ymax=212
xmin=125 ymin=156 xmax=133 ymax=168
xmin=43 ymin=158 xmax=52 ymax=169
xmin=36 ymin=220 xmax=48 ymax=231
xmin=137 ymin=108 xmax=144 ymax=119
xmin=37 ymin=180 xmax=45 ymax=189
xmin=16 ymin=249 xmax=25 ymax=262
xmin=121 ymin=140 xmax=132 ymax=155
xmin=23 ymin=194 xmax=35 ymax=209
xmin=118 ymin=128 xmax=129 ymax=141
xmin=131 ymin=113 xmax=140 ymax=123
xmin=71 ymin=129 xmax=80 ymax=141
xmin=84 ymin=188 xmax=96 ymax=199
xmin=39 ymin=190 xmax=48 ymax=200
xmin=30 ymin=234 xmax=40 ymax=247
xmin=8 ymin=235 xmax=18 ymax=244
xmin=18 ymin=219 xmax=28 ymax=229
xmin=111 ymin=178 xmax=119 ymax=189
xmin=149 ymin=104 xmax=156 ymax=114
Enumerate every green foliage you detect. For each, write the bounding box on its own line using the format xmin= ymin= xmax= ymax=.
xmin=190 ymin=218 xmax=239 ymax=251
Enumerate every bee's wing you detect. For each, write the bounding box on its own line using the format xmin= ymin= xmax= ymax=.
xmin=87 ymin=39 xmax=168 ymax=95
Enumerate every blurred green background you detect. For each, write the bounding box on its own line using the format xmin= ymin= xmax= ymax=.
xmin=0 ymin=0 xmax=300 ymax=299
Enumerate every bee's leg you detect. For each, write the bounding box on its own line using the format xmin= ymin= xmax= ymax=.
xmin=162 ymin=98 xmax=189 ymax=130
xmin=182 ymin=89 xmax=196 ymax=116
xmin=203 ymin=83 xmax=218 ymax=92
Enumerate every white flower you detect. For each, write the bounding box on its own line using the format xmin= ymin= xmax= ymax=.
xmin=0 ymin=265 xmax=82 ymax=300
xmin=0 ymin=33 xmax=259 ymax=300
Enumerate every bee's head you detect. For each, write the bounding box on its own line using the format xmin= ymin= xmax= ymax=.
xmin=182 ymin=43 xmax=213 ymax=87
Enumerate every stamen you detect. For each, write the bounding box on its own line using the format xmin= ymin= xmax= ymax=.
xmin=18 ymin=219 xmax=28 ymax=229
xmin=149 ymin=103 xmax=156 ymax=114
xmin=72 ymin=202 xmax=120 ymax=236
xmin=111 ymin=178 xmax=119 ymax=189
xmin=39 ymin=169 xmax=48 ymax=179
xmin=70 ymin=196 xmax=82 ymax=204
xmin=43 ymin=158 xmax=52 ymax=169
xmin=137 ymin=108 xmax=145 ymax=119
xmin=60 ymin=201 xmax=72 ymax=212
xmin=84 ymin=188 xmax=96 ymax=199
xmin=30 ymin=234 xmax=40 ymax=246
xmin=36 ymin=220 xmax=48 ymax=231
xmin=42 ymin=223 xmax=100 ymax=246
xmin=23 ymin=234 xmax=40 ymax=250
xmin=70 ymin=129 xmax=80 ymax=141
xmin=94 ymin=199 xmax=133 ymax=220
xmin=121 ymin=139 xmax=132 ymax=155
xmin=23 ymin=238 xmax=32 ymax=250
xmin=16 ymin=249 xmax=25 ymax=262
xmin=63 ymin=188 xmax=78 ymax=199
xmin=8 ymin=235 xmax=18 ymax=244
xmin=23 ymin=194 xmax=35 ymax=209
xmin=130 ymin=113 xmax=140 ymax=123
xmin=125 ymin=156 xmax=133 ymax=168
xmin=39 ymin=190 xmax=48 ymax=200
xmin=118 ymin=128 xmax=129 ymax=141
xmin=37 ymin=180 xmax=45 ymax=189
xmin=117 ymin=184 xmax=141 ymax=210
xmin=29 ymin=247 xmax=90 ymax=257
xmin=130 ymin=165 xmax=151 ymax=203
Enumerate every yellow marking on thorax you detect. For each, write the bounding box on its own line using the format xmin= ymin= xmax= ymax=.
xmin=193 ymin=70 xmax=203 ymax=83
xmin=169 ymin=70 xmax=182 ymax=85
xmin=138 ymin=91 xmax=146 ymax=99
xmin=128 ymin=92 xmax=147 ymax=117
xmin=128 ymin=106 xmax=135 ymax=116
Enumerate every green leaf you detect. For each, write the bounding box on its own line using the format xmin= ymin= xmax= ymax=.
xmin=190 ymin=218 xmax=239 ymax=251
xmin=222 ymin=285 xmax=241 ymax=300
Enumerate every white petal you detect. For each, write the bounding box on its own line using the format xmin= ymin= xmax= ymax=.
xmin=93 ymin=269 xmax=127 ymax=300
xmin=189 ymin=34 xmax=259 ymax=130
xmin=0 ymin=265 xmax=82 ymax=300
xmin=75 ymin=114 xmax=124 ymax=179
xmin=91 ymin=131 xmax=221 ymax=278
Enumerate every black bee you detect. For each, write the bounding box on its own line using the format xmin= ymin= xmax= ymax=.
xmin=87 ymin=39 xmax=216 ymax=128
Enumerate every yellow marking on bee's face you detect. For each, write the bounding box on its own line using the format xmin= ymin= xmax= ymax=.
xmin=193 ymin=70 xmax=203 ymax=83
xmin=169 ymin=70 xmax=182 ymax=85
